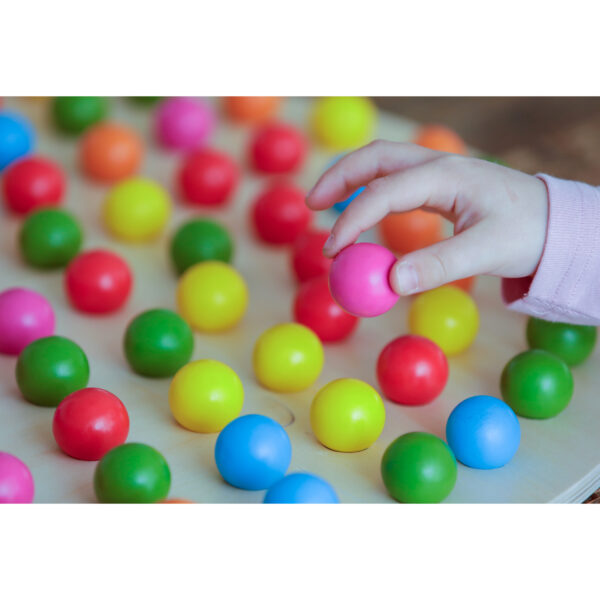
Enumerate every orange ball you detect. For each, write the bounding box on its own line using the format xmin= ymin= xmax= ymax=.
xmin=413 ymin=124 xmax=467 ymax=155
xmin=448 ymin=276 xmax=476 ymax=293
xmin=379 ymin=210 xmax=444 ymax=255
xmin=80 ymin=123 xmax=143 ymax=183
xmin=223 ymin=97 xmax=281 ymax=124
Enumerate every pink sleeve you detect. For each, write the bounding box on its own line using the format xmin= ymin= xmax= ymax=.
xmin=502 ymin=173 xmax=600 ymax=326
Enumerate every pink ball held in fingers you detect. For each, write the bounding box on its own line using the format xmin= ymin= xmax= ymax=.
xmin=328 ymin=242 xmax=399 ymax=317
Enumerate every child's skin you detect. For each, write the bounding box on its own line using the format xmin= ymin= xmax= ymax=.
xmin=306 ymin=141 xmax=600 ymax=326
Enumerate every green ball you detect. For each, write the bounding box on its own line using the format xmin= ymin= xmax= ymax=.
xmin=52 ymin=97 xmax=108 ymax=134
xmin=94 ymin=443 xmax=171 ymax=503
xmin=500 ymin=349 xmax=574 ymax=419
xmin=170 ymin=218 xmax=233 ymax=275
xmin=16 ymin=336 xmax=90 ymax=407
xmin=19 ymin=208 xmax=83 ymax=269
xmin=129 ymin=97 xmax=161 ymax=106
xmin=381 ymin=432 xmax=457 ymax=503
xmin=526 ymin=317 xmax=597 ymax=366
xmin=124 ymin=308 xmax=194 ymax=378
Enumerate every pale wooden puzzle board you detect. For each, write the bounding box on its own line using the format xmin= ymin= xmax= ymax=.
xmin=1 ymin=97 xmax=598 ymax=503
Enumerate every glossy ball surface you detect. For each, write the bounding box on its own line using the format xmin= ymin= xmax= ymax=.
xmin=263 ymin=473 xmax=339 ymax=504
xmin=253 ymin=323 xmax=324 ymax=392
xmin=328 ymin=242 xmax=398 ymax=318
xmin=290 ymin=229 xmax=332 ymax=283
xmin=378 ymin=210 xmax=444 ymax=255
xmin=169 ymin=359 xmax=244 ymax=433
xmin=249 ymin=122 xmax=306 ymax=174
xmin=94 ymin=443 xmax=171 ymax=503
xmin=500 ymin=349 xmax=574 ymax=419
xmin=223 ymin=97 xmax=281 ymax=124
xmin=19 ymin=208 xmax=82 ymax=269
xmin=52 ymin=388 xmax=129 ymax=461
xmin=176 ymin=261 xmax=248 ymax=332
xmin=124 ymin=309 xmax=194 ymax=378
xmin=414 ymin=124 xmax=467 ymax=155
xmin=0 ymin=452 xmax=34 ymax=503
xmin=409 ymin=286 xmax=479 ymax=356
xmin=16 ymin=336 xmax=90 ymax=407
xmin=214 ymin=414 xmax=292 ymax=490
xmin=52 ymin=97 xmax=108 ymax=134
xmin=376 ymin=335 xmax=448 ymax=406
xmin=155 ymin=97 xmax=215 ymax=151
xmin=0 ymin=110 xmax=35 ymax=171
xmin=310 ymin=378 xmax=385 ymax=452
xmin=381 ymin=432 xmax=457 ymax=503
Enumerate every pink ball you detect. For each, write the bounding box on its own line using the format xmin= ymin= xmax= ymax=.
xmin=0 ymin=452 xmax=34 ymax=503
xmin=155 ymin=97 xmax=215 ymax=151
xmin=0 ymin=287 xmax=55 ymax=355
xmin=329 ymin=242 xmax=399 ymax=317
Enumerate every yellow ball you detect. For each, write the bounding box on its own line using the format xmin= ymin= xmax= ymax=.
xmin=103 ymin=177 xmax=171 ymax=242
xmin=409 ymin=286 xmax=479 ymax=356
xmin=253 ymin=323 xmax=324 ymax=393
xmin=176 ymin=261 xmax=248 ymax=332
xmin=310 ymin=378 xmax=386 ymax=452
xmin=311 ymin=97 xmax=376 ymax=150
xmin=168 ymin=359 xmax=244 ymax=433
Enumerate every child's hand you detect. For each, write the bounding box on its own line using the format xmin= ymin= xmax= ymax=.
xmin=306 ymin=141 xmax=549 ymax=295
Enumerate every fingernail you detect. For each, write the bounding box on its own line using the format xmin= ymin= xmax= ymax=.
xmin=393 ymin=262 xmax=419 ymax=295
xmin=323 ymin=234 xmax=335 ymax=255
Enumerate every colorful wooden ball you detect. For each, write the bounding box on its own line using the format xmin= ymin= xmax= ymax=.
xmin=176 ymin=261 xmax=248 ymax=332
xmin=381 ymin=432 xmax=457 ymax=503
xmin=170 ymin=218 xmax=233 ymax=275
xmin=376 ymin=335 xmax=448 ymax=406
xmin=94 ymin=443 xmax=171 ymax=503
xmin=177 ymin=148 xmax=239 ymax=207
xmin=155 ymin=97 xmax=215 ymax=151
xmin=252 ymin=181 xmax=312 ymax=245
xmin=290 ymin=229 xmax=332 ymax=283
xmin=526 ymin=317 xmax=597 ymax=366
xmin=328 ymin=242 xmax=398 ymax=318
xmin=310 ymin=378 xmax=385 ymax=452
xmin=19 ymin=208 xmax=82 ymax=269
xmin=214 ymin=414 xmax=291 ymax=490
xmin=378 ymin=210 xmax=444 ymax=255
xmin=3 ymin=156 xmax=65 ymax=215
xmin=65 ymin=249 xmax=133 ymax=314
xmin=293 ymin=275 xmax=359 ymax=343
xmin=408 ymin=286 xmax=479 ymax=356
xmin=52 ymin=388 xmax=129 ymax=461
xmin=223 ymin=97 xmax=281 ymax=124
xmin=0 ymin=110 xmax=35 ymax=171
xmin=0 ymin=288 xmax=55 ymax=355
xmin=80 ymin=122 xmax=143 ymax=183
xmin=103 ymin=177 xmax=171 ymax=242
xmin=413 ymin=124 xmax=467 ymax=155
xmin=500 ymin=349 xmax=574 ymax=419
xmin=249 ymin=122 xmax=307 ymax=174
xmin=253 ymin=323 xmax=324 ymax=392
xmin=124 ymin=309 xmax=194 ymax=378
xmin=16 ymin=336 xmax=90 ymax=407
xmin=0 ymin=452 xmax=34 ymax=503
xmin=311 ymin=97 xmax=376 ymax=150
xmin=52 ymin=97 xmax=108 ymax=135
xmin=446 ymin=395 xmax=521 ymax=469
xmin=169 ymin=359 xmax=244 ymax=433
xmin=263 ymin=472 xmax=339 ymax=504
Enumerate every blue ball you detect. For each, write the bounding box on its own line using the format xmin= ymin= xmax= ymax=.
xmin=446 ymin=395 xmax=520 ymax=469
xmin=333 ymin=186 xmax=365 ymax=213
xmin=0 ymin=111 xmax=35 ymax=171
xmin=215 ymin=414 xmax=292 ymax=490
xmin=263 ymin=472 xmax=339 ymax=503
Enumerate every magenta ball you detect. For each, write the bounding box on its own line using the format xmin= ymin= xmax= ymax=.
xmin=0 ymin=452 xmax=34 ymax=503
xmin=0 ymin=288 xmax=55 ymax=355
xmin=328 ymin=242 xmax=399 ymax=317
xmin=155 ymin=97 xmax=215 ymax=151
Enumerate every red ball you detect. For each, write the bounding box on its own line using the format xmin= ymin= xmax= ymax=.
xmin=52 ymin=388 xmax=129 ymax=460
xmin=291 ymin=229 xmax=332 ymax=283
xmin=252 ymin=181 xmax=313 ymax=245
xmin=2 ymin=156 xmax=65 ymax=215
xmin=177 ymin=148 xmax=239 ymax=208
xmin=377 ymin=335 xmax=448 ymax=406
xmin=65 ymin=249 xmax=133 ymax=314
xmin=249 ymin=122 xmax=307 ymax=174
xmin=293 ymin=275 xmax=359 ymax=342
